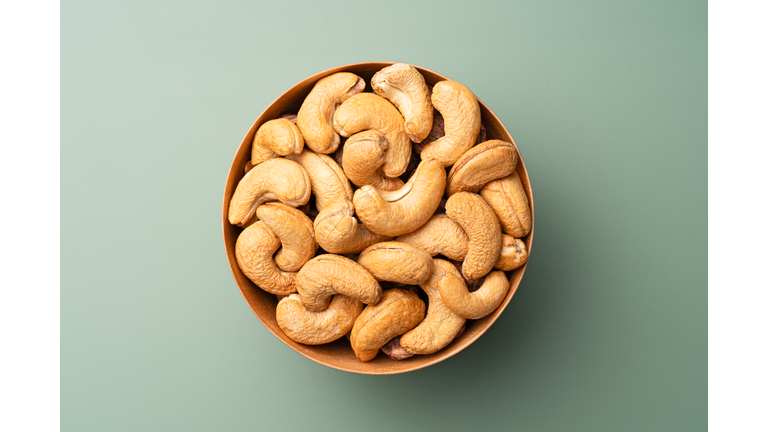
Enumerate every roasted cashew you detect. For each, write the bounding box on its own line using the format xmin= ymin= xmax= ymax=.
xmin=357 ymin=242 xmax=433 ymax=285
xmin=276 ymin=294 xmax=363 ymax=345
xmin=445 ymin=192 xmax=502 ymax=280
xmin=251 ymin=118 xmax=304 ymax=165
xmin=479 ymin=172 xmax=532 ymax=238
xmin=333 ymin=93 xmax=412 ymax=178
xmin=296 ymin=254 xmax=382 ymax=311
xmin=297 ymin=72 xmax=366 ymax=154
xmin=342 ymin=130 xmax=404 ymax=191
xmin=400 ymin=260 xmax=466 ymax=355
xmin=350 ymin=289 xmax=426 ymax=362
xmin=256 ymin=203 xmax=316 ymax=272
xmin=228 ymin=158 xmax=312 ymax=227
xmin=420 ymin=80 xmax=481 ymax=167
xmin=285 ymin=149 xmax=353 ymax=212
xmin=313 ymin=200 xmax=391 ymax=254
xmin=353 ymin=158 xmax=446 ymax=237
xmin=235 ymin=221 xmax=297 ymax=295
xmin=395 ymin=214 xmax=469 ymax=261
xmin=432 ymin=259 xmax=509 ymax=320
xmin=446 ymin=140 xmax=518 ymax=197
xmin=371 ymin=63 xmax=433 ymax=143
xmin=495 ymin=235 xmax=529 ymax=271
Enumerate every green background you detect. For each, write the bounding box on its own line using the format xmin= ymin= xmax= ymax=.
xmin=62 ymin=0 xmax=706 ymax=430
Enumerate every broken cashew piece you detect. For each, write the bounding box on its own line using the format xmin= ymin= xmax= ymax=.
xmin=350 ymin=289 xmax=426 ymax=362
xmin=296 ymin=254 xmax=382 ymax=311
xmin=251 ymin=118 xmax=304 ymax=165
xmin=357 ymin=242 xmax=433 ymax=285
xmin=256 ymin=203 xmax=316 ymax=272
xmin=420 ymin=80 xmax=481 ymax=167
xmin=353 ymin=158 xmax=446 ymax=237
xmin=433 ymin=259 xmax=510 ymax=320
xmin=235 ymin=221 xmax=297 ymax=295
xmin=276 ymin=294 xmax=363 ymax=345
xmin=285 ymin=149 xmax=353 ymax=212
xmin=342 ymin=130 xmax=404 ymax=191
xmin=446 ymin=140 xmax=518 ymax=197
xmin=297 ymin=72 xmax=366 ymax=154
xmin=313 ymin=200 xmax=391 ymax=254
xmin=495 ymin=235 xmax=529 ymax=271
xmin=445 ymin=192 xmax=502 ymax=280
xmin=479 ymin=172 xmax=532 ymax=238
xmin=395 ymin=214 xmax=469 ymax=262
xmin=228 ymin=158 xmax=311 ymax=227
xmin=371 ymin=63 xmax=433 ymax=143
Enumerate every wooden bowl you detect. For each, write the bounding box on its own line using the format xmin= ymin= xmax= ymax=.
xmin=222 ymin=62 xmax=534 ymax=374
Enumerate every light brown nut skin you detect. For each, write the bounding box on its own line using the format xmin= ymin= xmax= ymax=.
xmin=296 ymin=254 xmax=382 ymax=311
xmin=333 ymin=93 xmax=412 ymax=178
xmin=350 ymin=289 xmax=426 ymax=362
xmin=228 ymin=158 xmax=311 ymax=227
xmin=445 ymin=192 xmax=502 ymax=280
xmin=495 ymin=235 xmax=529 ymax=271
xmin=479 ymin=172 xmax=532 ymax=238
xmin=235 ymin=222 xmax=297 ymax=295
xmin=400 ymin=260 xmax=466 ymax=355
xmin=276 ymin=294 xmax=363 ymax=345
xmin=251 ymin=118 xmax=304 ymax=165
xmin=342 ymin=130 xmax=404 ymax=191
xmin=256 ymin=203 xmax=317 ymax=272
xmin=371 ymin=63 xmax=433 ymax=143
xmin=420 ymin=80 xmax=481 ymax=167
xmin=446 ymin=140 xmax=518 ymax=197
xmin=395 ymin=214 xmax=469 ymax=262
xmin=357 ymin=242 xmax=434 ymax=285
xmin=285 ymin=149 xmax=353 ymax=212
xmin=380 ymin=336 xmax=414 ymax=361
xmin=313 ymin=200 xmax=392 ymax=254
xmin=353 ymin=158 xmax=447 ymax=237
xmin=297 ymin=72 xmax=366 ymax=154
xmin=433 ymin=259 xmax=510 ymax=320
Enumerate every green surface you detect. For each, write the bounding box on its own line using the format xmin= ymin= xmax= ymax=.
xmin=61 ymin=0 xmax=706 ymax=430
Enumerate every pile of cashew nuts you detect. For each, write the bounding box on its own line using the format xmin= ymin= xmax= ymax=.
xmin=228 ymin=63 xmax=532 ymax=362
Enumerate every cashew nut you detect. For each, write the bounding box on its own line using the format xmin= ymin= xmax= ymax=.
xmin=400 ymin=260 xmax=466 ymax=355
xmin=353 ymin=158 xmax=446 ymax=236
xmin=371 ymin=63 xmax=433 ymax=143
xmin=350 ymin=289 xmax=426 ymax=362
xmin=342 ymin=130 xmax=404 ymax=191
xmin=395 ymin=214 xmax=469 ymax=261
xmin=432 ymin=259 xmax=510 ymax=320
xmin=313 ymin=200 xmax=391 ymax=254
xmin=228 ymin=158 xmax=311 ymax=227
xmin=276 ymin=294 xmax=363 ymax=345
xmin=446 ymin=140 xmax=518 ymax=197
xmin=235 ymin=221 xmax=297 ymax=295
xmin=251 ymin=118 xmax=304 ymax=165
xmin=479 ymin=172 xmax=532 ymax=238
xmin=285 ymin=148 xmax=353 ymax=212
xmin=256 ymin=202 xmax=316 ymax=272
xmin=296 ymin=254 xmax=382 ymax=311
xmin=333 ymin=93 xmax=412 ymax=178
xmin=357 ymin=242 xmax=433 ymax=285
xmin=445 ymin=192 xmax=502 ymax=280
xmin=297 ymin=72 xmax=366 ymax=154
xmin=495 ymin=235 xmax=529 ymax=271
xmin=420 ymin=80 xmax=481 ymax=167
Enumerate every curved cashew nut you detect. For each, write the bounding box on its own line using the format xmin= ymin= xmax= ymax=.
xmin=400 ymin=260 xmax=466 ymax=355
xmin=313 ymin=200 xmax=391 ymax=254
xmin=357 ymin=242 xmax=433 ymax=285
xmin=495 ymin=235 xmax=529 ymax=271
xmin=296 ymin=254 xmax=382 ymax=311
xmin=431 ymin=259 xmax=509 ymax=320
xmin=420 ymin=80 xmax=481 ymax=166
xmin=285 ymin=149 xmax=353 ymax=212
xmin=445 ymin=192 xmax=502 ymax=280
xmin=256 ymin=203 xmax=316 ymax=272
xmin=333 ymin=93 xmax=412 ymax=178
xmin=228 ymin=158 xmax=311 ymax=227
xmin=480 ymin=172 xmax=532 ymax=238
xmin=235 ymin=222 xmax=297 ymax=295
xmin=276 ymin=294 xmax=363 ymax=345
xmin=251 ymin=118 xmax=304 ymax=165
xmin=395 ymin=214 xmax=469 ymax=262
xmin=297 ymin=72 xmax=366 ymax=154
xmin=342 ymin=130 xmax=404 ymax=191
xmin=350 ymin=289 xmax=426 ymax=362
xmin=446 ymin=140 xmax=518 ymax=197
xmin=371 ymin=63 xmax=433 ymax=143
xmin=353 ymin=158 xmax=446 ymax=236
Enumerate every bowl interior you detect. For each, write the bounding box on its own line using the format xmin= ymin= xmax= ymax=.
xmin=222 ymin=62 xmax=535 ymax=374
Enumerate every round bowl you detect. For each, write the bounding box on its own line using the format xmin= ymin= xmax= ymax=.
xmin=222 ymin=62 xmax=534 ymax=374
